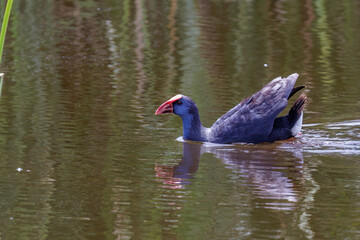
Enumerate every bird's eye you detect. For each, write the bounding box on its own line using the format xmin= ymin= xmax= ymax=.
xmin=177 ymin=100 xmax=182 ymax=105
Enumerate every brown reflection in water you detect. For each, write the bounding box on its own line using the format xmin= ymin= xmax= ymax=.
xmin=134 ymin=0 xmax=147 ymax=98
xmin=105 ymin=0 xmax=133 ymax=98
xmin=166 ymin=0 xmax=179 ymax=86
xmin=50 ymin=1 xmax=113 ymax=238
xmin=265 ymin=0 xmax=290 ymax=74
xmin=301 ymin=0 xmax=315 ymax=78
xmin=297 ymin=0 xmax=315 ymax=109
xmin=196 ymin=0 xmax=228 ymax=80
xmin=53 ymin=0 xmax=113 ymax=132
xmin=54 ymin=0 xmax=109 ymax=97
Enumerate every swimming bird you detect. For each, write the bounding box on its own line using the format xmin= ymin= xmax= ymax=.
xmin=155 ymin=73 xmax=307 ymax=144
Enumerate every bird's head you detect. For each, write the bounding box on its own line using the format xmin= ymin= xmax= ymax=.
xmin=155 ymin=94 xmax=205 ymax=141
xmin=155 ymin=94 xmax=198 ymax=118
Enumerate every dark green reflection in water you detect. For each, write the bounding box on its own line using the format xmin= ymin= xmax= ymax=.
xmin=0 ymin=0 xmax=359 ymax=239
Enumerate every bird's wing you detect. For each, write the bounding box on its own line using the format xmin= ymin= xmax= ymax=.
xmin=210 ymin=73 xmax=299 ymax=143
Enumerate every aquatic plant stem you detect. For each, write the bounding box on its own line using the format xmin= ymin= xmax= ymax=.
xmin=0 ymin=0 xmax=13 ymax=66
xmin=0 ymin=73 xmax=3 ymax=97
xmin=0 ymin=0 xmax=14 ymax=98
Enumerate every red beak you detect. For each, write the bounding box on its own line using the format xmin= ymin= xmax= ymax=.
xmin=155 ymin=94 xmax=182 ymax=115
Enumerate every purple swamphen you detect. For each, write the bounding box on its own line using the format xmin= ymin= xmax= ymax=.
xmin=155 ymin=73 xmax=307 ymax=144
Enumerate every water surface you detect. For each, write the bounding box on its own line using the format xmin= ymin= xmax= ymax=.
xmin=0 ymin=0 xmax=359 ymax=239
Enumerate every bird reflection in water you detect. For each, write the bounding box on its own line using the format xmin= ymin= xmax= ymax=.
xmin=155 ymin=140 xmax=305 ymax=206
xmin=155 ymin=142 xmax=202 ymax=189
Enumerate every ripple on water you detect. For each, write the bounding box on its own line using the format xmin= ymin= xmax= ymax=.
xmin=302 ymin=120 xmax=360 ymax=155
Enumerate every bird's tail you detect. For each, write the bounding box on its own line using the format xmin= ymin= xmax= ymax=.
xmin=288 ymin=85 xmax=305 ymax=99
xmin=289 ymin=94 xmax=307 ymax=118
xmin=289 ymin=94 xmax=307 ymax=136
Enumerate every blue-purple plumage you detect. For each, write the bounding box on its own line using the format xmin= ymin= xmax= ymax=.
xmin=209 ymin=73 xmax=300 ymax=143
xmin=155 ymin=73 xmax=307 ymax=144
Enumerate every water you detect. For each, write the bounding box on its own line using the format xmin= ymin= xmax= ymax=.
xmin=0 ymin=0 xmax=359 ymax=239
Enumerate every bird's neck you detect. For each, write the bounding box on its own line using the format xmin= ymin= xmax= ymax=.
xmin=181 ymin=111 xmax=208 ymax=142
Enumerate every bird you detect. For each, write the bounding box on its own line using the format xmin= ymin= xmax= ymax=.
xmin=155 ymin=73 xmax=307 ymax=144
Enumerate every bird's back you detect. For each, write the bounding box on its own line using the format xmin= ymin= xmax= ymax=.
xmin=209 ymin=73 xmax=299 ymax=143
